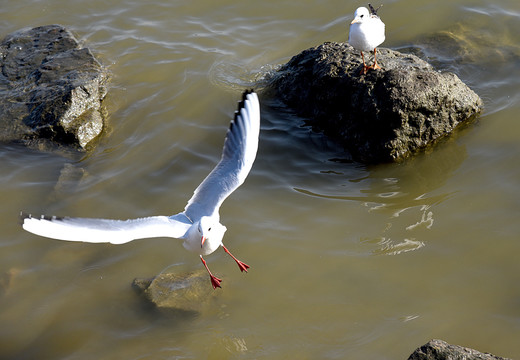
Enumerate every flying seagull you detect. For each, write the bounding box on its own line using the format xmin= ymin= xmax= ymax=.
xmin=348 ymin=3 xmax=385 ymax=75
xmin=22 ymin=90 xmax=261 ymax=290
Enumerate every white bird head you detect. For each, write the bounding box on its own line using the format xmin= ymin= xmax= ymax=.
xmin=196 ymin=216 xmax=227 ymax=255
xmin=351 ymin=7 xmax=370 ymax=25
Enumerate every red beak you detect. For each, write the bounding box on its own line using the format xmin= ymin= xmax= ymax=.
xmin=201 ymin=236 xmax=206 ymax=248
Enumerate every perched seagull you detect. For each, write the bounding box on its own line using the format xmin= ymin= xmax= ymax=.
xmin=348 ymin=4 xmax=385 ymax=75
xmin=22 ymin=90 xmax=261 ymax=290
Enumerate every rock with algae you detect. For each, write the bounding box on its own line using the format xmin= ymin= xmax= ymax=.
xmin=132 ymin=270 xmax=219 ymax=314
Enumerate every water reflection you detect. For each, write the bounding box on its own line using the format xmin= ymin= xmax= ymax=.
xmin=292 ymin=133 xmax=467 ymax=256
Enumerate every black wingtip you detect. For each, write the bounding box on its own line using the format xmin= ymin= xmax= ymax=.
xmin=230 ymin=89 xmax=255 ymax=130
xmin=241 ymin=88 xmax=254 ymax=101
xmin=19 ymin=211 xmax=63 ymax=225
xmin=237 ymin=89 xmax=255 ymax=111
xmin=19 ymin=211 xmax=30 ymax=225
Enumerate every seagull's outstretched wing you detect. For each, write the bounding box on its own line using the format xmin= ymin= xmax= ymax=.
xmin=184 ymin=90 xmax=260 ymax=221
xmin=21 ymin=213 xmax=192 ymax=245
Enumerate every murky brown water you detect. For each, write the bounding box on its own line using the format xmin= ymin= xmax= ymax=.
xmin=1 ymin=0 xmax=519 ymax=359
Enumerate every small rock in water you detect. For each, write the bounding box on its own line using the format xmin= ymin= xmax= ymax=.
xmin=0 ymin=24 xmax=109 ymax=151
xmin=132 ymin=270 xmax=219 ymax=314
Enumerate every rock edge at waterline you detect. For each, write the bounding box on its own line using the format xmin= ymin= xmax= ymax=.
xmin=407 ymin=339 xmax=512 ymax=360
xmin=0 ymin=24 xmax=108 ymax=151
xmin=268 ymin=42 xmax=483 ymax=163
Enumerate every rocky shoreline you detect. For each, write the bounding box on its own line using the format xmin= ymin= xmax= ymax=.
xmin=1 ymin=27 xmax=483 ymax=163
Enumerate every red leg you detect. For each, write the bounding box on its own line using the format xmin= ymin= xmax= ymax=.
xmin=200 ymin=255 xmax=222 ymax=289
xmin=369 ymin=48 xmax=382 ymax=70
xmin=222 ymin=245 xmax=250 ymax=273
xmin=359 ymin=51 xmax=370 ymax=75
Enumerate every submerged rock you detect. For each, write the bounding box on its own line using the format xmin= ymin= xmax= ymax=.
xmin=408 ymin=339 xmax=512 ymax=360
xmin=268 ymin=42 xmax=483 ymax=163
xmin=132 ymin=270 xmax=218 ymax=314
xmin=0 ymin=24 xmax=108 ymax=150
xmin=53 ymin=162 xmax=88 ymax=196
xmin=0 ymin=268 xmax=20 ymax=297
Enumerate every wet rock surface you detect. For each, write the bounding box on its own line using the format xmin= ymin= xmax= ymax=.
xmin=407 ymin=340 xmax=512 ymax=360
xmin=0 ymin=25 xmax=108 ymax=150
xmin=132 ymin=270 xmax=219 ymax=314
xmin=268 ymin=41 xmax=483 ymax=163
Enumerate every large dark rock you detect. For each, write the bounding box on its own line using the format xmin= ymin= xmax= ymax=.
xmin=408 ymin=340 xmax=512 ymax=360
xmin=268 ymin=42 xmax=483 ymax=163
xmin=0 ymin=25 xmax=108 ymax=150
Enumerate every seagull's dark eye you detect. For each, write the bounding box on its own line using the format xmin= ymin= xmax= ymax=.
xmin=360 ymin=14 xmax=364 ymax=18
xmin=208 ymin=227 xmax=212 ymax=231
